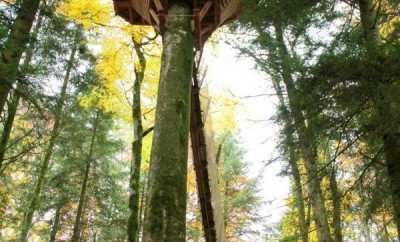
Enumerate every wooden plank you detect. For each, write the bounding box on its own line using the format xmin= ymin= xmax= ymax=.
xmin=154 ymin=0 xmax=164 ymax=11
xmin=199 ymin=1 xmax=213 ymax=20
xmin=190 ymin=77 xmax=217 ymax=242
xmin=130 ymin=0 xmax=151 ymax=23
xmin=149 ymin=8 xmax=160 ymax=26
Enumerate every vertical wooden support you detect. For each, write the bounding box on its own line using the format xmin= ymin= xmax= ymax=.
xmin=190 ymin=64 xmax=218 ymax=242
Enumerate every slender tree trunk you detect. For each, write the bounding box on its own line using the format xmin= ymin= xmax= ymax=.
xmin=0 ymin=8 xmax=44 ymax=170
xmin=71 ymin=112 xmax=99 ymax=242
xmin=0 ymin=93 xmax=20 ymax=169
xmin=49 ymin=204 xmax=62 ymax=242
xmin=329 ymin=166 xmax=343 ymax=242
xmin=127 ymin=38 xmax=146 ymax=242
xmin=142 ymin=3 xmax=194 ymax=241
xmin=271 ymin=80 xmax=308 ymax=242
xmin=273 ymin=21 xmax=332 ymax=242
xmin=289 ymin=149 xmax=309 ymax=242
xmin=19 ymin=32 xmax=79 ymax=242
xmin=358 ymin=0 xmax=400 ymax=238
xmin=383 ymin=134 xmax=400 ymax=239
xmin=138 ymin=174 xmax=147 ymax=241
xmin=0 ymin=0 xmax=41 ymax=116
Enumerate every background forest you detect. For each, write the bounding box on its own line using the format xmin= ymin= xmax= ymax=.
xmin=0 ymin=0 xmax=400 ymax=241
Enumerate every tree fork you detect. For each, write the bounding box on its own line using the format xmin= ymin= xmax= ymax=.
xmin=142 ymin=3 xmax=194 ymax=241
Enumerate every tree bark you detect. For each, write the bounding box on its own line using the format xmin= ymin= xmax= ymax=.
xmin=329 ymin=165 xmax=343 ymax=242
xmin=0 ymin=0 xmax=41 ymax=117
xmin=383 ymin=134 xmax=400 ymax=239
xmin=142 ymin=3 xmax=194 ymax=242
xmin=71 ymin=111 xmax=99 ymax=242
xmin=358 ymin=0 xmax=400 ymax=238
xmin=19 ymin=32 xmax=79 ymax=242
xmin=273 ymin=21 xmax=332 ymax=242
xmin=271 ymin=79 xmax=308 ymax=242
xmin=0 ymin=6 xmax=44 ymax=170
xmin=127 ymin=38 xmax=146 ymax=242
xmin=0 ymin=93 xmax=20 ymax=170
xmin=49 ymin=204 xmax=62 ymax=242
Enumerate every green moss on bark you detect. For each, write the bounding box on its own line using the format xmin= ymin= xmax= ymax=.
xmin=142 ymin=3 xmax=194 ymax=242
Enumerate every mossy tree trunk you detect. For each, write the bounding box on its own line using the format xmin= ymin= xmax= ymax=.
xmin=18 ymin=32 xmax=79 ymax=242
xmin=273 ymin=21 xmax=333 ymax=242
xmin=358 ymin=0 xmax=400 ymax=238
xmin=0 ymin=0 xmax=41 ymax=117
xmin=0 ymin=9 xmax=43 ymax=171
xmin=127 ymin=38 xmax=146 ymax=242
xmin=71 ymin=111 xmax=99 ymax=242
xmin=142 ymin=3 xmax=194 ymax=242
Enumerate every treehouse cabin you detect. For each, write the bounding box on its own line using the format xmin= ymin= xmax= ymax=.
xmin=113 ymin=0 xmax=241 ymax=48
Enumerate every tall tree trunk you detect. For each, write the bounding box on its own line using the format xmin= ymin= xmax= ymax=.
xmin=271 ymin=80 xmax=308 ymax=242
xmin=49 ymin=204 xmax=62 ymax=242
xmin=127 ymin=38 xmax=146 ymax=242
xmin=383 ymin=134 xmax=400 ymax=239
xmin=19 ymin=32 xmax=79 ymax=242
xmin=273 ymin=21 xmax=332 ymax=242
xmin=71 ymin=112 xmax=99 ymax=242
xmin=0 ymin=93 xmax=20 ymax=170
xmin=142 ymin=3 xmax=194 ymax=242
xmin=0 ymin=7 xmax=43 ymax=171
xmin=358 ymin=0 xmax=400 ymax=238
xmin=0 ymin=0 xmax=41 ymax=116
xmin=288 ymin=148 xmax=309 ymax=242
xmin=138 ymin=174 xmax=147 ymax=241
xmin=329 ymin=165 xmax=343 ymax=242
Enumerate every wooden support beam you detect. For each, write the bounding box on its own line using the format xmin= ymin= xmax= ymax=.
xmin=199 ymin=1 xmax=213 ymax=20
xmin=149 ymin=8 xmax=160 ymax=26
xmin=128 ymin=7 xmax=134 ymax=22
xmin=194 ymin=8 xmax=202 ymax=49
xmin=154 ymin=0 xmax=164 ymax=11
xmin=190 ymin=75 xmax=217 ymax=242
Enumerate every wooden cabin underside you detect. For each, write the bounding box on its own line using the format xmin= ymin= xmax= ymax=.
xmin=113 ymin=0 xmax=241 ymax=48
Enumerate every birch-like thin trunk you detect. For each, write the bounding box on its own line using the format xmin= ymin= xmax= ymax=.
xmin=19 ymin=32 xmax=79 ymax=242
xmin=0 ymin=0 xmax=41 ymax=116
xmin=273 ymin=21 xmax=332 ymax=242
xmin=127 ymin=38 xmax=146 ymax=242
xmin=142 ymin=3 xmax=194 ymax=241
xmin=71 ymin=112 xmax=99 ymax=242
